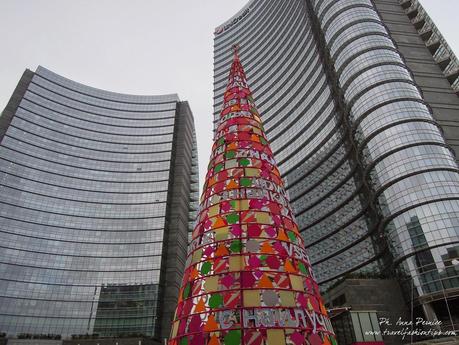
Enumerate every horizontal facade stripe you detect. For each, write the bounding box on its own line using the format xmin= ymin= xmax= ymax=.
xmin=278 ymin=118 xmax=341 ymax=166
xmin=22 ymin=95 xmax=176 ymax=127
xmin=0 ymin=245 xmax=164 ymax=259
xmin=356 ymin=118 xmax=442 ymax=152
xmin=341 ymin=62 xmax=411 ymax=91
xmin=28 ymin=82 xmax=176 ymax=114
xmin=374 ymin=167 xmax=459 ymax=199
xmin=363 ymin=141 xmax=454 ymax=176
xmin=35 ymin=67 xmax=178 ymax=104
xmin=311 ymin=232 xmax=373 ymax=265
xmin=0 ymin=184 xmax=168 ymax=206
xmin=317 ymin=254 xmax=382 ymax=284
xmin=270 ymin=88 xmax=333 ymax=153
xmin=332 ymin=32 xmax=392 ymax=62
xmin=6 ymin=129 xmax=172 ymax=155
xmin=322 ymin=4 xmax=376 ymax=33
xmin=280 ymin=125 xmax=343 ymax=177
xmin=26 ymin=87 xmax=177 ymax=117
xmin=0 ymin=312 xmax=158 ymax=320
xmin=0 ymin=294 xmax=163 ymax=304
xmin=327 ymin=18 xmax=384 ymax=47
xmin=17 ymin=106 xmax=174 ymax=137
xmin=0 ymin=260 xmax=161 ymax=273
xmin=0 ymin=168 xmax=168 ymax=194
xmin=1 ymin=145 xmax=171 ymax=173
xmin=391 ymin=241 xmax=459 ymax=268
xmin=0 ymin=277 xmax=158 ymax=291
xmin=0 ymin=276 xmax=157 ymax=288
xmin=5 ymin=135 xmax=171 ymax=164
xmin=347 ymin=80 xmax=420 ymax=110
xmin=303 ymin=211 xmax=367 ymax=247
xmin=284 ymin=138 xmax=347 ymax=187
xmin=298 ymin=190 xmax=364 ymax=230
xmin=10 ymin=122 xmax=172 ymax=146
xmin=350 ymin=97 xmax=432 ymax=130
xmin=5 ymin=134 xmax=171 ymax=164
xmin=30 ymin=80 xmax=172 ymax=112
xmin=0 ymin=200 xmax=167 ymax=220
xmin=0 ymin=215 xmax=164 ymax=233
xmin=292 ymin=168 xmax=359 ymax=215
xmin=0 ymin=157 xmax=169 ymax=184
xmin=0 ymin=229 xmax=166 ymax=246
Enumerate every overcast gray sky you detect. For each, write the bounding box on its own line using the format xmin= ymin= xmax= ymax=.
xmin=0 ymin=0 xmax=458 ymax=188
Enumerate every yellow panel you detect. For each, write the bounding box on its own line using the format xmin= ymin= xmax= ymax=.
xmin=243 ymin=290 xmax=260 ymax=307
xmin=204 ymin=276 xmax=219 ymax=292
xmin=279 ymin=291 xmax=296 ymax=307
xmin=215 ymin=227 xmax=229 ymax=241
xmin=208 ymin=205 xmax=220 ymax=217
xmin=171 ymin=320 xmax=179 ymax=338
xmin=290 ymin=274 xmax=305 ymax=292
xmin=240 ymin=200 xmax=249 ymax=211
xmin=192 ymin=249 xmax=203 ymax=264
xmin=225 ymin=159 xmax=238 ymax=169
xmin=245 ymin=168 xmax=260 ymax=177
xmin=255 ymin=212 xmax=271 ymax=224
xmin=267 ymin=329 xmax=286 ymax=345
xmin=229 ymin=255 xmax=242 ymax=271
xmin=211 ymin=194 xmax=221 ymax=205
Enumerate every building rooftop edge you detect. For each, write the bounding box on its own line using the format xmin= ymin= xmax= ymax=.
xmin=35 ymin=65 xmax=180 ymax=102
xmin=214 ymin=0 xmax=255 ymax=34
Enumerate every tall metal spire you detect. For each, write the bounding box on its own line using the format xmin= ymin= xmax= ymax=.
xmin=168 ymin=47 xmax=337 ymax=345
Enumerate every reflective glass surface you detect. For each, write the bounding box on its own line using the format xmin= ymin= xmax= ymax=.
xmin=314 ymin=0 xmax=459 ymax=299
xmin=214 ymin=0 xmax=377 ymax=285
xmin=214 ymin=0 xmax=459 ymax=304
xmin=0 ymin=67 xmax=188 ymax=337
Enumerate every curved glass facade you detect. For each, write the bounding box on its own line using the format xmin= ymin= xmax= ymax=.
xmin=0 ymin=67 xmax=198 ymax=339
xmin=214 ymin=0 xmax=381 ymax=289
xmin=214 ymin=0 xmax=459 ymax=319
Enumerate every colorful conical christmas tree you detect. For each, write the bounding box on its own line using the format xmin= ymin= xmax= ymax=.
xmin=168 ymin=46 xmax=337 ymax=345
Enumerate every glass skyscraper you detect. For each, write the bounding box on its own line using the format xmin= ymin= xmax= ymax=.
xmin=0 ymin=66 xmax=199 ymax=340
xmin=213 ymin=0 xmax=459 ymax=328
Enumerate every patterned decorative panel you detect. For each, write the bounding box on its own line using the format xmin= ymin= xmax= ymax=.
xmin=168 ymin=47 xmax=336 ymax=345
